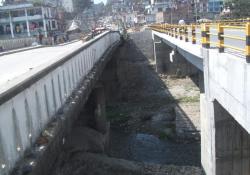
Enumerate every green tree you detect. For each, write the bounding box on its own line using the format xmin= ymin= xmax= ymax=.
xmin=30 ymin=0 xmax=43 ymax=6
xmin=224 ymin=0 xmax=250 ymax=18
xmin=73 ymin=0 xmax=93 ymax=13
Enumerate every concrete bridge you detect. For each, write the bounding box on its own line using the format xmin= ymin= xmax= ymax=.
xmin=0 ymin=31 xmax=120 ymax=175
xmin=0 ymin=24 xmax=250 ymax=175
xmin=151 ymin=24 xmax=250 ymax=175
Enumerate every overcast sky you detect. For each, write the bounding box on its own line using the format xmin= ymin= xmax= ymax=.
xmin=0 ymin=0 xmax=107 ymax=6
xmin=94 ymin=0 xmax=107 ymax=4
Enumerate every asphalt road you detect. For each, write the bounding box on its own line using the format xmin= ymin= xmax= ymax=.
xmin=192 ymin=28 xmax=245 ymax=55
xmin=0 ymin=28 xmax=246 ymax=93
xmin=0 ymin=41 xmax=84 ymax=93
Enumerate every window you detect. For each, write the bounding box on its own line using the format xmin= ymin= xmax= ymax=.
xmin=28 ymin=8 xmax=42 ymax=16
xmin=11 ymin=10 xmax=25 ymax=17
xmin=52 ymin=21 xmax=56 ymax=29
xmin=0 ymin=12 xmax=9 ymax=18
xmin=158 ymin=7 xmax=163 ymax=12
xmin=39 ymin=22 xmax=43 ymax=27
xmin=0 ymin=25 xmax=4 ymax=34
xmin=22 ymin=23 xmax=27 ymax=30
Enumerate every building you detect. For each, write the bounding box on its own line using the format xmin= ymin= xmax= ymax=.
xmin=208 ymin=0 xmax=223 ymax=13
xmin=146 ymin=0 xmax=172 ymax=14
xmin=197 ymin=0 xmax=208 ymax=14
xmin=4 ymin=0 xmax=58 ymax=6
xmin=125 ymin=12 xmax=136 ymax=27
xmin=145 ymin=13 xmax=155 ymax=23
xmin=93 ymin=2 xmax=105 ymax=16
xmin=61 ymin=0 xmax=74 ymax=12
xmin=0 ymin=2 xmax=59 ymax=39
xmin=155 ymin=11 xmax=168 ymax=23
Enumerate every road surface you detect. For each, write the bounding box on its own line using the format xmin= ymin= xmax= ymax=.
xmin=192 ymin=28 xmax=245 ymax=55
xmin=0 ymin=41 xmax=85 ymax=94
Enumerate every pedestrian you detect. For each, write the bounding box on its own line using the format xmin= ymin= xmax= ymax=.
xmin=66 ymin=32 xmax=69 ymax=42
xmin=53 ymin=32 xmax=57 ymax=45
xmin=38 ymin=32 xmax=43 ymax=44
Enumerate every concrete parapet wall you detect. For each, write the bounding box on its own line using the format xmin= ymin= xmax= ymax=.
xmin=0 ymin=31 xmax=120 ymax=175
xmin=0 ymin=38 xmax=37 ymax=51
xmin=202 ymin=48 xmax=250 ymax=175
xmin=203 ymin=48 xmax=250 ymax=134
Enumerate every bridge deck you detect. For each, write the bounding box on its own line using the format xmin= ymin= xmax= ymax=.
xmin=152 ymin=30 xmax=203 ymax=71
xmin=0 ymin=41 xmax=85 ymax=94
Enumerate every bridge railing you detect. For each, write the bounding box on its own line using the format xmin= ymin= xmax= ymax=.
xmin=150 ymin=19 xmax=250 ymax=62
xmin=0 ymin=31 xmax=120 ymax=175
xmin=200 ymin=18 xmax=249 ymax=26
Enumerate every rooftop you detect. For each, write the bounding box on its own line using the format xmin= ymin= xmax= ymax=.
xmin=0 ymin=3 xmax=33 ymax=11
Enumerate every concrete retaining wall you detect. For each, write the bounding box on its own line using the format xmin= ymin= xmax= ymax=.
xmin=0 ymin=31 xmax=120 ymax=175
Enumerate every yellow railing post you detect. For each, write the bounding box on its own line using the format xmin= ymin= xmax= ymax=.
xmin=180 ymin=27 xmax=183 ymax=40
xmin=191 ymin=24 xmax=196 ymax=44
xmin=175 ymin=26 xmax=178 ymax=38
xmin=164 ymin=23 xmax=167 ymax=33
xmin=246 ymin=19 xmax=250 ymax=62
xmin=201 ymin=23 xmax=210 ymax=48
xmin=167 ymin=24 xmax=170 ymax=35
xmin=218 ymin=23 xmax=224 ymax=53
xmin=171 ymin=26 xmax=174 ymax=37
xmin=185 ymin=26 xmax=188 ymax=42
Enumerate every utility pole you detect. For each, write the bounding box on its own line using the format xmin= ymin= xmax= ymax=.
xmin=170 ymin=0 xmax=174 ymax=24
xmin=191 ymin=0 xmax=198 ymax=23
xmin=170 ymin=6 xmax=172 ymax=24
xmin=195 ymin=0 xmax=198 ymax=23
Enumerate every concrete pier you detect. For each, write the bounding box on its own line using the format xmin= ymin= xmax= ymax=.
xmin=152 ymin=30 xmax=250 ymax=175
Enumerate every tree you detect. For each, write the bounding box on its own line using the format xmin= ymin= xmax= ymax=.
xmin=30 ymin=0 xmax=43 ymax=6
xmin=224 ymin=0 xmax=250 ymax=18
xmin=73 ymin=0 xmax=93 ymax=13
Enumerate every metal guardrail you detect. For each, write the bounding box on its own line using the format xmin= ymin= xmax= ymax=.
xmin=199 ymin=18 xmax=250 ymax=26
xmin=150 ymin=19 xmax=250 ymax=62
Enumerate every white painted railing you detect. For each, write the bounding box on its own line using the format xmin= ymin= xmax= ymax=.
xmin=0 ymin=31 xmax=120 ymax=174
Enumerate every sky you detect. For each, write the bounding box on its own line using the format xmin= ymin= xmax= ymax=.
xmin=0 ymin=0 xmax=107 ymax=6
xmin=94 ymin=0 xmax=107 ymax=4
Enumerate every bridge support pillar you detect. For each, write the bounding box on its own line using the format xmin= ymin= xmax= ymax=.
xmin=153 ymin=35 xmax=169 ymax=74
xmin=214 ymin=101 xmax=250 ymax=175
xmin=91 ymin=84 xmax=108 ymax=134
xmin=153 ymin=34 xmax=198 ymax=76
xmin=202 ymin=99 xmax=250 ymax=175
xmin=201 ymin=48 xmax=250 ymax=175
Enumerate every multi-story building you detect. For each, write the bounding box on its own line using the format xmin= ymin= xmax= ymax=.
xmin=145 ymin=13 xmax=155 ymax=24
xmin=145 ymin=0 xmax=172 ymax=14
xmin=61 ymin=0 xmax=74 ymax=12
xmin=0 ymin=2 xmax=59 ymax=39
xmin=4 ymin=0 xmax=58 ymax=6
xmin=208 ymin=0 xmax=223 ymax=13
